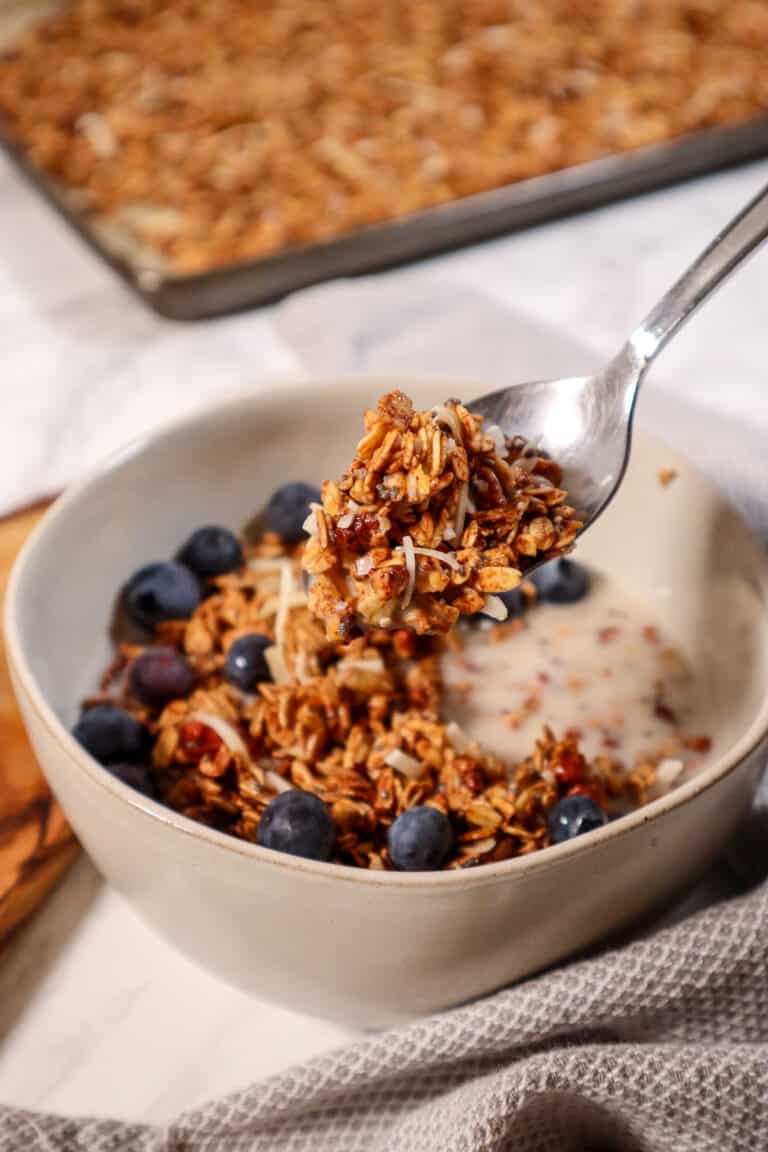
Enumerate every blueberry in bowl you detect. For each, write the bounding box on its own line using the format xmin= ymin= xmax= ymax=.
xmin=388 ymin=806 xmax=454 ymax=871
xmin=257 ymin=791 xmax=335 ymax=861
xmin=224 ymin=633 xmax=272 ymax=691
xmin=72 ymin=704 xmax=151 ymax=765
xmin=547 ymin=795 xmax=608 ymax=844
xmin=533 ymin=558 xmax=590 ymax=604
xmin=124 ymin=561 xmax=201 ymax=631
xmin=178 ymin=525 xmax=243 ymax=578
xmin=104 ymin=761 xmax=157 ymax=799
xmin=265 ymin=482 xmax=321 ymax=543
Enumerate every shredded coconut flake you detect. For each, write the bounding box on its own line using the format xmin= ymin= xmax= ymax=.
xmin=294 ymin=649 xmax=311 ymax=684
xmin=486 ymin=421 xmax=507 ymax=455
xmin=187 ymin=712 xmax=250 ymax=762
xmin=461 ymin=836 xmax=496 ymax=856
xmin=482 ymin=594 xmax=509 ymax=621
xmin=656 ymin=757 xmax=685 ymax=788
xmin=265 ymin=644 xmax=290 ymax=684
xmin=396 ymin=538 xmax=463 ymax=611
xmin=273 ymin=561 xmax=307 ymax=671
xmin=247 ymin=557 xmax=289 ymax=574
xmin=453 ymin=481 xmax=469 ymax=541
xmin=445 ymin=721 xmax=471 ymax=753
xmin=401 ymin=534 xmax=417 ymax=610
xmin=355 ymin=555 xmax=375 ymax=577
xmin=431 ymin=403 xmax=464 ymax=445
xmin=337 ymin=512 xmax=355 ymax=529
xmin=384 ymin=747 xmax=424 ymax=779
xmin=412 ymin=544 xmax=462 ymax=571
xmin=337 ymin=656 xmax=386 ymax=675
xmin=264 ymin=768 xmax=294 ymax=794
xmin=301 ymin=511 xmax=317 ymax=536
xmin=274 ymin=567 xmax=290 ymax=655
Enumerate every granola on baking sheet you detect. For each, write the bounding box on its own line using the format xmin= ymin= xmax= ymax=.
xmin=303 ymin=390 xmax=581 ymax=640
xmin=1 ymin=0 xmax=766 ymax=275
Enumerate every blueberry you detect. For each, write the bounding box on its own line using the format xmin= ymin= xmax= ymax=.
xmin=124 ymin=562 xmax=201 ymax=631
xmin=72 ymin=704 xmax=151 ymax=765
xmin=265 ymin=482 xmax=321 ymax=544
xmin=533 ymin=558 xmax=590 ymax=604
xmin=177 ymin=525 xmax=243 ymax=579
xmin=257 ymin=790 xmax=336 ymax=861
xmin=105 ymin=761 xmax=157 ymax=799
xmin=224 ymin=633 xmax=272 ymax=691
xmin=129 ymin=646 xmax=195 ymax=705
xmin=388 ymin=805 xmax=454 ymax=871
xmin=547 ymin=795 xmax=607 ymax=845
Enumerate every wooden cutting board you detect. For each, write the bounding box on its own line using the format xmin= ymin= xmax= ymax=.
xmin=0 ymin=504 xmax=79 ymax=945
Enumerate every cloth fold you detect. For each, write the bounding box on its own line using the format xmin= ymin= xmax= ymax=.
xmin=3 ymin=271 xmax=768 ymax=1151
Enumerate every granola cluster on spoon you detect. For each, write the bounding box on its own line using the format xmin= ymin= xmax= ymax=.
xmin=303 ymin=390 xmax=581 ymax=640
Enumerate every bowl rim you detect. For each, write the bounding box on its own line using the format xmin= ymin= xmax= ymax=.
xmin=6 ymin=377 xmax=768 ymax=891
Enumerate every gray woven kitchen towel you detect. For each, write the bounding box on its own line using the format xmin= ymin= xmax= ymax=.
xmin=2 ymin=863 xmax=768 ymax=1151
xmin=2 ymin=277 xmax=768 ymax=1151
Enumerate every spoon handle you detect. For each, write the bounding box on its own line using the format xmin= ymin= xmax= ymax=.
xmin=627 ymin=182 xmax=768 ymax=368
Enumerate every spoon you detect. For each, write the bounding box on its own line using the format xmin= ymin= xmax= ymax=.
xmin=470 ymin=182 xmax=768 ymax=546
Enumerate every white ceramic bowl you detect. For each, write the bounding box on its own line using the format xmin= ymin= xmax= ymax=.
xmin=7 ymin=379 xmax=768 ymax=1028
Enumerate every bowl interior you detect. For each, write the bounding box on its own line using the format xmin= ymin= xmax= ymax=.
xmin=10 ymin=378 xmax=768 ymax=795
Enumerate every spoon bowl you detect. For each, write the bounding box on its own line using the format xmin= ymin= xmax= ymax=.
xmin=473 ymin=180 xmax=768 ymax=566
xmin=471 ymin=369 xmax=635 ymax=538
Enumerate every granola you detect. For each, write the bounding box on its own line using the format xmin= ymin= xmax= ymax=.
xmin=1 ymin=0 xmax=766 ymax=274
xmin=76 ymin=524 xmax=675 ymax=871
xmin=303 ymin=390 xmax=580 ymax=640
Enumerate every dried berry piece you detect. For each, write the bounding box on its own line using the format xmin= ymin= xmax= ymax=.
xmin=130 ymin=647 xmax=196 ymax=705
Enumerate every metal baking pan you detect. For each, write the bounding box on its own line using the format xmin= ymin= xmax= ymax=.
xmin=4 ymin=116 xmax=768 ymax=321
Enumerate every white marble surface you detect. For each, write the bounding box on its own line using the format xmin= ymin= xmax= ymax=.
xmin=0 ymin=860 xmax=352 ymax=1121
xmin=3 ymin=151 xmax=768 ymax=1123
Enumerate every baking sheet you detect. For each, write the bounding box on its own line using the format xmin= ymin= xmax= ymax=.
xmin=4 ymin=116 xmax=768 ymax=321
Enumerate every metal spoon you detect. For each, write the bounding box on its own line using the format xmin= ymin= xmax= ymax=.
xmin=471 ymin=182 xmax=768 ymax=550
